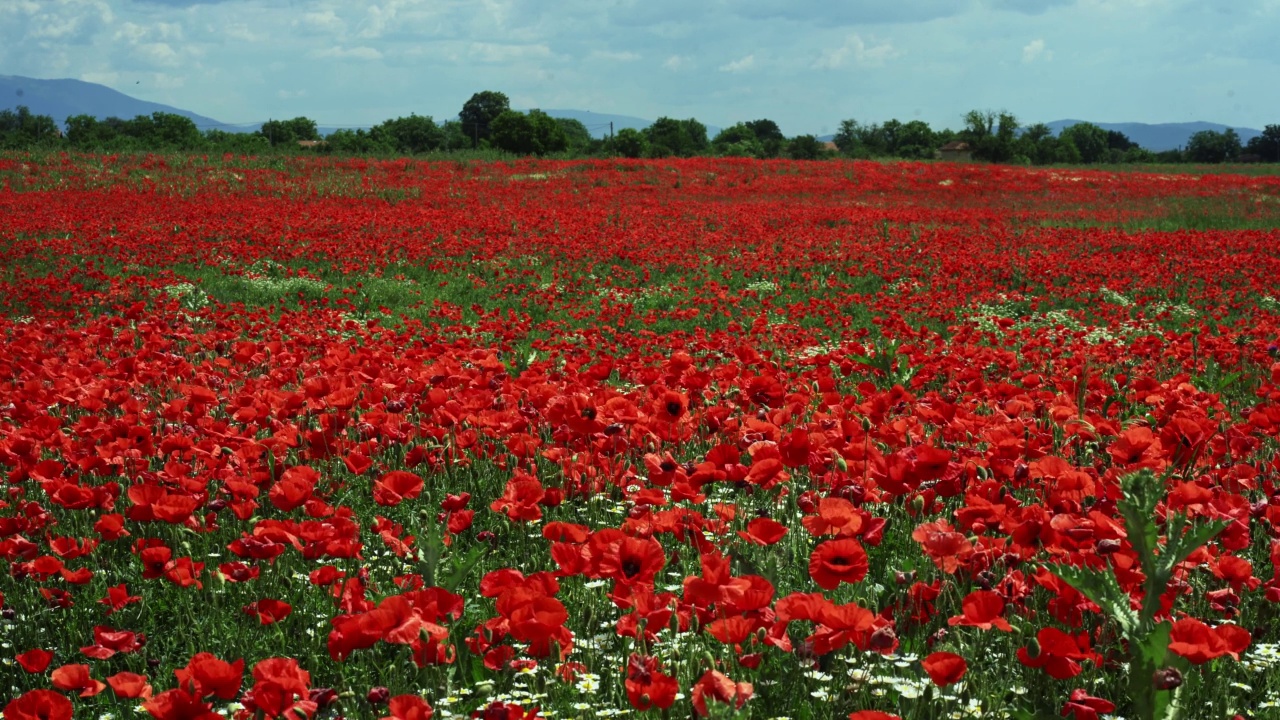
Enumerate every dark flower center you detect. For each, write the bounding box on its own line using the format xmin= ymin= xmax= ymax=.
xmin=622 ymin=559 xmax=642 ymax=578
xmin=666 ymin=401 xmax=683 ymax=416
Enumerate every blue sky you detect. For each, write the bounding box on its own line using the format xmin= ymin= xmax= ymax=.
xmin=2 ymin=0 xmax=1277 ymax=135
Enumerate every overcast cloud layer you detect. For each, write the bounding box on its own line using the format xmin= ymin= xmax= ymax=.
xmin=2 ymin=0 xmax=1277 ymax=134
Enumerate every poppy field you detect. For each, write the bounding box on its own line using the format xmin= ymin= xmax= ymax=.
xmin=3 ymin=154 xmax=1280 ymax=720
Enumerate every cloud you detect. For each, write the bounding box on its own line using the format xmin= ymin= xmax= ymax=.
xmin=733 ymin=0 xmax=967 ymax=25
xmin=813 ymin=34 xmax=899 ymax=69
xmin=662 ymin=55 xmax=686 ymax=70
xmin=718 ymin=54 xmax=755 ymax=73
xmin=1022 ymin=38 xmax=1052 ymax=63
xmin=590 ymin=49 xmax=641 ymax=62
xmin=311 ymin=46 xmax=383 ymax=60
xmin=467 ymin=42 xmax=553 ymax=63
xmin=988 ymin=0 xmax=1075 ymax=14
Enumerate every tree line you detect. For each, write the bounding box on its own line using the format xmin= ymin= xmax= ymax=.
xmin=3 ymin=91 xmax=1278 ymax=165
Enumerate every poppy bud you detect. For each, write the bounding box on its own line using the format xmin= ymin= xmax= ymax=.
xmin=861 ymin=416 xmax=872 ymax=432
xmin=310 ymin=687 xmax=338 ymax=708
xmin=477 ymin=531 xmax=497 ymax=545
xmin=366 ymin=686 xmax=390 ymax=705
xmin=975 ymin=465 xmax=988 ymax=480
xmin=834 ymin=455 xmax=848 ymax=472
xmin=1096 ymin=539 xmax=1122 ymax=554
xmin=385 ymin=399 xmax=405 ymax=413
xmin=1153 ymin=667 xmax=1182 ymax=691
xmin=869 ymin=626 xmax=897 ymax=651
xmin=1024 ymin=638 xmax=1041 ymax=659
xmin=895 ymin=570 xmax=916 ymax=585
xmin=910 ymin=495 xmax=926 ymax=513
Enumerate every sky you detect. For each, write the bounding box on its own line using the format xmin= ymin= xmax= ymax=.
xmin=2 ymin=0 xmax=1278 ymax=136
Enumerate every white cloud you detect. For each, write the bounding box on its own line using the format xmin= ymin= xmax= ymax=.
xmin=1022 ymin=38 xmax=1052 ymax=62
xmin=718 ymin=54 xmax=755 ymax=72
xmin=590 ymin=49 xmax=641 ymax=62
xmin=813 ymin=34 xmax=900 ymax=69
xmin=662 ymin=54 xmax=686 ymax=70
xmin=468 ymin=42 xmax=553 ymax=63
xmin=311 ymin=46 xmax=383 ymax=60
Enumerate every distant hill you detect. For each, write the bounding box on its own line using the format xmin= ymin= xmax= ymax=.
xmin=0 ymin=75 xmax=226 ymax=128
xmin=1045 ymin=120 xmax=1262 ymax=152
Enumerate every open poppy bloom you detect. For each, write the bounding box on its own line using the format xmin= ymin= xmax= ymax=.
xmin=921 ymin=651 xmax=967 ymax=686
xmin=947 ymin=590 xmax=1013 ymax=632
xmin=1167 ymin=618 xmax=1251 ymax=664
xmin=691 ymin=670 xmax=753 ymax=717
xmin=4 ymin=690 xmax=74 ymax=720
xmin=809 ymin=538 xmax=870 ymax=589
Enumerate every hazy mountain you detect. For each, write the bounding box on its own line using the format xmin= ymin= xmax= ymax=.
xmin=1045 ymin=120 xmax=1262 ymax=152
xmin=1 ymin=75 xmax=226 ymax=128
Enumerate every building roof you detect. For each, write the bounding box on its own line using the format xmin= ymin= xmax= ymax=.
xmin=939 ymin=141 xmax=971 ymax=151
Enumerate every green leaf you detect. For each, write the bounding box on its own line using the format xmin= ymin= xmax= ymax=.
xmin=1049 ymin=563 xmax=1139 ymax=633
xmin=1159 ymin=517 xmax=1228 ymax=577
xmin=440 ymin=544 xmax=488 ymax=593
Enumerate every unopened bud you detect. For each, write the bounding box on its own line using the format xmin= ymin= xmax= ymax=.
xmin=1024 ymin=638 xmax=1041 ymax=659
xmin=366 ymin=686 xmax=390 ymax=705
xmin=1153 ymin=667 xmax=1183 ymax=691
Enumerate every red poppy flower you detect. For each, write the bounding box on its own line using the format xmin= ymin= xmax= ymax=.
xmin=1017 ymin=628 xmax=1099 ymax=679
xmin=921 ymin=652 xmax=966 ymax=686
xmin=4 ymin=690 xmax=73 ymax=720
xmin=16 ymin=648 xmax=53 ymax=673
xmin=142 ymin=689 xmax=221 ymax=720
xmin=244 ymin=598 xmax=293 ymax=625
xmin=624 ymin=654 xmax=679 ymax=711
xmin=107 ymin=671 xmax=154 ymax=700
xmin=174 ymin=652 xmax=244 ymax=700
xmin=1168 ymin=618 xmax=1251 ymax=664
xmin=809 ymin=538 xmax=870 ymax=589
xmin=374 ymin=470 xmax=425 ymax=507
xmin=911 ymin=521 xmax=974 ymax=574
xmin=691 ymin=670 xmax=753 ymax=718
xmin=599 ymin=536 xmax=665 ymax=585
xmin=849 ymin=713 xmax=902 ymax=720
xmin=947 ymin=590 xmax=1013 ymax=632
xmin=383 ymin=695 xmax=434 ymax=720
xmin=1061 ymin=689 xmax=1116 ymax=720
xmin=738 ymin=517 xmax=788 ymax=545
xmin=51 ymin=663 xmax=105 ymax=697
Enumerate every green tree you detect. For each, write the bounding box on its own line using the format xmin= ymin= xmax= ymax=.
xmin=1059 ymin=122 xmax=1110 ymax=163
xmin=459 ymin=90 xmax=510 ymax=148
xmin=489 ymin=110 xmax=567 ymax=155
xmin=712 ymin=123 xmax=765 ymax=158
xmin=960 ymin=109 xmax=1019 ymax=162
xmin=438 ymin=120 xmax=469 ymax=151
xmin=0 ymin=106 xmax=61 ymax=149
xmin=204 ymin=129 xmax=271 ymax=154
xmin=370 ymin=114 xmax=443 ymax=154
xmin=745 ymin=119 xmax=785 ymax=157
xmin=324 ymin=128 xmax=392 ymax=155
xmin=786 ymin=134 xmax=824 ymax=160
xmin=893 ymin=120 xmax=937 ymax=159
xmin=1185 ymin=129 xmax=1242 ymax=163
xmin=1244 ymin=125 xmax=1280 ymax=162
xmin=646 ymin=117 xmax=708 ymax=157
xmin=612 ymin=127 xmax=648 ymax=158
xmin=147 ymin=112 xmax=202 ymax=148
xmin=832 ymin=119 xmax=891 ymax=158
xmin=555 ymin=117 xmax=593 ymax=153
xmin=258 ymin=117 xmax=318 ymax=147
xmin=65 ymin=114 xmax=115 ymax=149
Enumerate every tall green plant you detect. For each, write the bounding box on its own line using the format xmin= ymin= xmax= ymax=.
xmin=1048 ymin=470 xmax=1227 ymax=720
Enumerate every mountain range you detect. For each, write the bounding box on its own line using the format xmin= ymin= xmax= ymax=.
xmin=1 ymin=74 xmax=1263 ymax=152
